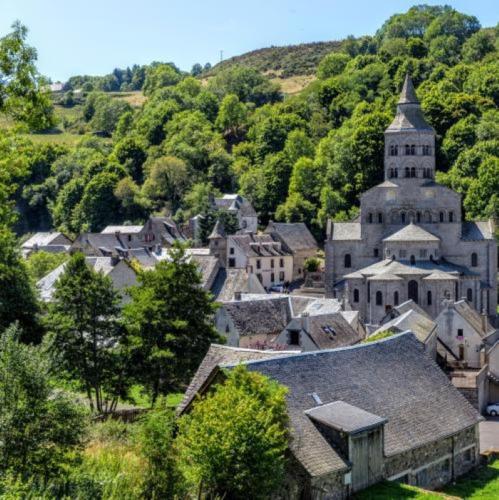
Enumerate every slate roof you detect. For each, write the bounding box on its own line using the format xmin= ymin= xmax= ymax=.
xmin=222 ymin=296 xmax=292 ymax=337
xmin=71 ymin=232 xmax=128 ymax=256
xmin=386 ymin=75 xmax=434 ymax=132
xmin=302 ymin=313 xmax=363 ymax=349
xmin=461 ymin=221 xmax=494 ymax=241
xmin=22 ymin=232 xmax=71 ymax=248
xmin=383 ymin=223 xmax=440 ymax=242
xmin=395 ymin=299 xmax=431 ymax=319
xmin=211 ymin=268 xmax=264 ymax=302
xmin=305 ymin=401 xmax=386 ymax=434
xmin=101 ymin=225 xmax=143 ymax=234
xmin=177 ymin=344 xmax=294 ymax=414
xmin=231 ymin=333 xmax=481 ymax=477
xmin=229 ymin=233 xmax=292 ymax=257
xmin=265 ymin=222 xmax=318 ymax=253
xmin=208 ymin=220 xmax=226 ymax=239
xmin=452 ymin=300 xmax=495 ymax=337
xmin=374 ymin=309 xmax=437 ymax=344
xmin=330 ymin=222 xmax=361 ymax=241
xmin=191 ymin=255 xmax=220 ymax=290
xmin=214 ymin=194 xmax=257 ymax=217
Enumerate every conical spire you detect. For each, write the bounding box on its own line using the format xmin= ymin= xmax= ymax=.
xmin=398 ymin=73 xmax=419 ymax=104
xmin=208 ymin=219 xmax=226 ymax=239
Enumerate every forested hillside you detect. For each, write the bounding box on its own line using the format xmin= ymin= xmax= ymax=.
xmin=2 ymin=4 xmax=498 ymax=240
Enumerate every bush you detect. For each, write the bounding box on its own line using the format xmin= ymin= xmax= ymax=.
xmin=304 ymin=256 xmax=320 ymax=273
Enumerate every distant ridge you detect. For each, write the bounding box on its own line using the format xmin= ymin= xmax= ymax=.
xmin=207 ymin=40 xmax=344 ymax=77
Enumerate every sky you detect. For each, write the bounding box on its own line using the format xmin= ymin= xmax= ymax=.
xmin=0 ymin=0 xmax=497 ymax=82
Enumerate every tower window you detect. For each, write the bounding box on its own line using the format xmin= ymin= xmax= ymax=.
xmin=405 ymin=144 xmax=411 ymax=155
xmin=411 ymin=145 xmax=416 ymax=155
xmin=427 ymin=290 xmax=432 ymax=305
xmin=344 ymin=254 xmax=352 ymax=268
xmin=467 ymin=288 xmax=473 ymax=302
xmin=394 ymin=291 xmax=399 ymax=306
xmin=353 ymin=288 xmax=359 ymax=303
xmin=368 ymin=213 xmax=373 ymax=223
xmin=394 ymin=168 xmax=398 ymax=178
xmin=439 ymin=212 xmax=444 ymax=223
xmin=423 ymin=145 xmax=431 ymax=155
xmin=401 ymin=212 xmax=406 ymax=224
xmin=471 ymin=253 xmax=478 ymax=267
xmin=417 ymin=212 xmax=421 ymax=223
xmin=405 ymin=167 xmax=410 ymax=178
xmin=378 ymin=213 xmax=383 ymax=223
xmin=410 ymin=255 xmax=416 ymax=265
xmin=374 ymin=248 xmax=379 ymax=258
xmin=376 ymin=291 xmax=383 ymax=306
xmin=410 ymin=167 xmax=416 ymax=178
xmin=389 ymin=145 xmax=398 ymax=156
xmin=449 ymin=211 xmax=454 ymax=222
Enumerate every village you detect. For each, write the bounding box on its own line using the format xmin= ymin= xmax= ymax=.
xmin=20 ymin=75 xmax=499 ymax=497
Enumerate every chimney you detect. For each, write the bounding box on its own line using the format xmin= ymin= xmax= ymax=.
xmin=481 ymin=309 xmax=488 ymax=334
xmin=302 ymin=312 xmax=310 ymax=332
xmin=234 ymin=291 xmax=242 ymax=301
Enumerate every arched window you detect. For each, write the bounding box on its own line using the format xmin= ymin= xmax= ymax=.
xmin=410 ymin=255 xmax=416 ymax=265
xmin=471 ymin=253 xmax=478 ymax=267
xmin=425 ymin=211 xmax=432 ymax=223
xmin=423 ymin=145 xmax=430 ymax=155
xmin=378 ymin=213 xmax=383 ymax=223
xmin=405 ymin=167 xmax=410 ymax=178
xmin=368 ymin=213 xmax=373 ymax=223
xmin=344 ymin=254 xmax=352 ymax=268
xmin=439 ymin=211 xmax=444 ymax=223
xmin=410 ymin=167 xmax=416 ymax=178
xmin=467 ymin=288 xmax=473 ymax=302
xmin=405 ymin=144 xmax=411 ymax=155
xmin=410 ymin=145 xmax=416 ymax=155
xmin=394 ymin=291 xmax=399 ymax=306
xmin=389 ymin=145 xmax=398 ymax=156
xmin=417 ymin=212 xmax=421 ymax=223
xmin=427 ymin=290 xmax=432 ymax=305
xmin=353 ymin=288 xmax=359 ymax=303
xmin=376 ymin=291 xmax=383 ymax=306
xmin=408 ymin=280 xmax=419 ymax=303
xmin=401 ymin=212 xmax=406 ymax=224
xmin=449 ymin=211 xmax=454 ymax=222
xmin=374 ymin=248 xmax=379 ymax=258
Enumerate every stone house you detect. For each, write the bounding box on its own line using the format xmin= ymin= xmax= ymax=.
xmin=71 ymin=232 xmax=129 ymax=257
xmin=436 ymin=300 xmax=497 ymax=369
xmin=21 ymin=232 xmax=72 ymax=257
xmin=215 ymin=294 xmax=363 ymax=350
xmin=265 ymin=221 xmax=319 ymax=280
xmin=180 ymin=333 xmax=481 ymax=497
xmin=209 ymin=223 xmax=294 ymax=289
xmin=325 ymin=74 xmax=497 ymax=325
xmin=37 ymin=256 xmax=137 ymax=303
xmin=374 ymin=299 xmax=438 ymax=358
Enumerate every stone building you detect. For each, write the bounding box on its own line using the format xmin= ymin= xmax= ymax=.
xmin=325 ymin=75 xmax=497 ymax=326
xmin=179 ymin=333 xmax=481 ymax=497
xmin=21 ymin=231 xmax=72 ymax=257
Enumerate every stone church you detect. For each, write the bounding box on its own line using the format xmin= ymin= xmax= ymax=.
xmin=325 ymin=75 xmax=497 ymax=326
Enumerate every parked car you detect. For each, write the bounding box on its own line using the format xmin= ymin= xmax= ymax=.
xmin=269 ymin=284 xmax=285 ymax=293
xmin=486 ymin=403 xmax=499 ymax=417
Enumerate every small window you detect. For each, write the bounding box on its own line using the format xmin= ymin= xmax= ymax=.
xmin=279 ymin=271 xmax=285 ymax=281
xmin=279 ymin=258 xmax=284 ymax=268
xmin=271 ymin=272 xmax=275 ymax=283
xmin=439 ymin=212 xmax=444 ymax=223
xmin=367 ymin=282 xmax=370 ymax=303
xmin=401 ymin=212 xmax=406 ymax=224
xmin=394 ymin=291 xmax=399 ymax=306
xmin=344 ymin=254 xmax=352 ymax=268
xmin=389 ymin=145 xmax=398 ymax=156
xmin=427 ymin=290 xmax=432 ymax=305
xmin=378 ymin=213 xmax=383 ymax=223
xmin=374 ymin=248 xmax=379 ymax=258
xmin=405 ymin=167 xmax=410 ymax=178
xmin=423 ymin=145 xmax=430 ymax=155
xmin=410 ymin=167 xmax=416 ymax=178
xmin=467 ymin=288 xmax=473 ymax=302
xmin=128 ymin=234 xmax=132 ymax=242
xmin=471 ymin=253 xmax=478 ymax=267
xmin=405 ymin=144 xmax=411 ymax=155
xmin=289 ymin=330 xmax=300 ymax=346
xmin=270 ymin=259 xmax=274 ymax=268
xmin=457 ymin=328 xmax=464 ymax=339
xmin=410 ymin=144 xmax=416 ymax=155
xmin=368 ymin=213 xmax=373 ymax=223
xmin=449 ymin=211 xmax=454 ymax=222
xmin=463 ymin=447 xmax=474 ymax=463
xmin=417 ymin=212 xmax=421 ymax=223
xmin=353 ymin=288 xmax=359 ymax=303
xmin=256 ymin=259 xmax=261 ymax=269
xmin=410 ymin=255 xmax=416 ymax=265
xmin=228 ymin=258 xmax=236 ymax=268
xmin=376 ymin=291 xmax=383 ymax=306
xmin=229 ymin=247 xmax=234 ymax=255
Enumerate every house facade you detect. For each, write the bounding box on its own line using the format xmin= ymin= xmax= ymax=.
xmin=325 ymin=75 xmax=497 ymax=326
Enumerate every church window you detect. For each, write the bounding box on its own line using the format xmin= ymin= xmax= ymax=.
xmin=374 ymin=248 xmax=379 ymax=258
xmin=353 ymin=288 xmax=359 ymax=303
xmin=410 ymin=255 xmax=416 ymax=265
xmin=389 ymin=145 xmax=398 ymax=156
xmin=394 ymin=168 xmax=398 ymax=178
xmin=467 ymin=288 xmax=473 ymax=302
xmin=401 ymin=212 xmax=406 ymax=224
xmin=344 ymin=254 xmax=352 ymax=268
xmin=410 ymin=167 xmax=416 ymax=178
xmin=376 ymin=291 xmax=383 ymax=306
xmin=405 ymin=167 xmax=410 ymax=178
xmin=427 ymin=290 xmax=432 ymax=305
xmin=408 ymin=280 xmax=419 ymax=303
xmin=423 ymin=145 xmax=431 ymax=155
xmin=417 ymin=212 xmax=421 ymax=223
xmin=394 ymin=291 xmax=399 ymax=306
xmin=378 ymin=213 xmax=383 ymax=223
xmin=425 ymin=211 xmax=432 ymax=223
xmin=411 ymin=145 xmax=416 ymax=155
xmin=405 ymin=144 xmax=411 ymax=155
xmin=439 ymin=212 xmax=444 ymax=223
xmin=449 ymin=211 xmax=454 ymax=222
xmin=471 ymin=253 xmax=478 ymax=267
xmin=368 ymin=213 xmax=373 ymax=223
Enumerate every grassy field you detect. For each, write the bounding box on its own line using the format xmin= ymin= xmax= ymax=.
xmin=356 ymin=460 xmax=499 ymax=499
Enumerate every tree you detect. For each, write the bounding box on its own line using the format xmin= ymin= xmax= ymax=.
xmin=25 ymin=250 xmax=67 ymax=281
xmin=112 ymin=136 xmax=147 ymax=183
xmin=190 ymin=63 xmax=203 ymax=76
xmin=0 ymin=324 xmax=86 ymax=479
xmin=89 ymin=94 xmax=132 ymax=136
xmin=141 ymin=156 xmax=189 ymax=213
xmin=45 ymin=253 xmax=127 ymax=413
xmin=176 ymin=365 xmax=289 ymax=499
xmin=317 ymin=53 xmax=351 ymax=79
xmin=215 ymin=93 xmax=248 ymax=143
xmin=464 ymin=156 xmax=499 ymax=219
xmin=143 ymin=63 xmax=182 ymax=96
xmin=123 ymin=243 xmax=220 ymax=402
xmin=0 ymin=22 xmax=55 ymax=130
xmin=461 ymin=29 xmax=496 ymax=62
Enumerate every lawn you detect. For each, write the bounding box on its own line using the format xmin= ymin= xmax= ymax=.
xmin=355 ymin=460 xmax=499 ymax=499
